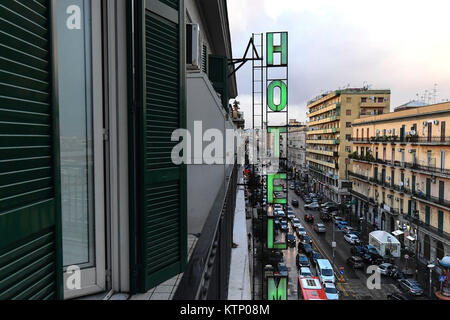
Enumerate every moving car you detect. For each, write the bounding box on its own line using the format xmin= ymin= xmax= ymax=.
xmin=297 ymin=226 xmax=307 ymax=237
xmin=316 ymin=259 xmax=335 ymax=284
xmin=291 ymin=199 xmax=299 ymax=208
xmin=378 ymin=263 xmax=394 ymax=275
xmin=287 ymin=233 xmax=296 ymax=247
xmin=337 ymin=221 xmax=349 ymax=230
xmin=314 ymin=223 xmax=326 ymax=233
xmin=292 ymin=218 xmax=301 ymax=229
xmin=287 ymin=211 xmax=295 ymax=220
xmin=398 ymin=279 xmax=423 ymax=296
xmin=302 ymin=235 xmax=312 ymax=245
xmin=277 ymin=262 xmax=289 ymax=277
xmin=280 ymin=220 xmax=288 ymax=232
xmin=300 ymin=243 xmax=314 ymax=256
xmin=346 ymin=256 xmax=364 ymax=269
xmin=311 ymin=251 xmax=323 ymax=267
xmin=323 ymin=282 xmax=339 ymax=300
xmin=343 ymin=226 xmax=355 ymax=234
xmin=296 ymin=253 xmax=310 ymax=268
xmin=344 ymin=233 xmax=360 ymax=245
xmin=299 ymin=267 xmax=313 ymax=278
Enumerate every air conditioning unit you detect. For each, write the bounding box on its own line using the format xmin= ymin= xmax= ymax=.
xmin=398 ymin=181 xmax=404 ymax=187
xmin=406 ymin=178 xmax=410 ymax=186
xmin=398 ymin=148 xmax=403 ymax=152
xmin=410 ymin=130 xmax=416 ymax=135
xmin=376 ymin=129 xmax=380 ymax=134
xmin=375 ymin=191 xmax=379 ymax=197
xmin=408 ymin=150 xmax=413 ymax=153
xmin=431 ymin=177 xmax=436 ymax=183
xmin=434 ymin=120 xmax=440 ymax=125
xmin=186 ymin=24 xmax=200 ymax=69
xmin=388 ymin=129 xmax=392 ymax=134
xmin=423 ymin=121 xmax=428 ymax=126
xmin=387 ymin=177 xmax=391 ymax=181
xmin=395 ymin=197 xmax=400 ymax=201
xmin=387 ymin=194 xmax=393 ymax=199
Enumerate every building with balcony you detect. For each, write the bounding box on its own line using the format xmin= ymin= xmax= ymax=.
xmin=306 ymin=88 xmax=391 ymax=203
xmin=0 ymin=0 xmax=242 ymax=301
xmin=350 ymin=102 xmax=450 ymax=265
xmin=288 ymin=119 xmax=307 ymax=174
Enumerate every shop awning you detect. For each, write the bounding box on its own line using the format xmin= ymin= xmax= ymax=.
xmin=392 ymin=230 xmax=404 ymax=236
xmin=406 ymin=236 xmax=416 ymax=242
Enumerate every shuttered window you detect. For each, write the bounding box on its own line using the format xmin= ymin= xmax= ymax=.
xmin=133 ymin=0 xmax=187 ymax=292
xmin=208 ymin=55 xmax=229 ymax=112
xmin=0 ymin=0 xmax=61 ymax=299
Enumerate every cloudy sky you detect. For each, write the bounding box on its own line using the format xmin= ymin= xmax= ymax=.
xmin=227 ymin=0 xmax=450 ymax=127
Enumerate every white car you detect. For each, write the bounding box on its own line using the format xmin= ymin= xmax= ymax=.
xmin=292 ymin=218 xmax=301 ymax=229
xmin=299 ymin=267 xmax=313 ymax=278
xmin=344 ymin=233 xmax=360 ymax=245
xmin=304 ymin=202 xmax=320 ymax=210
xmin=343 ymin=226 xmax=355 ymax=234
xmin=287 ymin=211 xmax=295 ymax=220
xmin=297 ymin=226 xmax=307 ymax=237
xmin=378 ymin=263 xmax=394 ymax=276
xmin=323 ymin=282 xmax=339 ymax=300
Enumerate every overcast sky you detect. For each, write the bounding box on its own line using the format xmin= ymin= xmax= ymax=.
xmin=227 ymin=0 xmax=450 ymax=127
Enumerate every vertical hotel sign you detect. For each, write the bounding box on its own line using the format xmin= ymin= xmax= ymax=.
xmin=266 ymin=32 xmax=288 ymax=252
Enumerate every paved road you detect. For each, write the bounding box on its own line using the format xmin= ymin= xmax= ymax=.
xmin=274 ymin=190 xmax=405 ymax=300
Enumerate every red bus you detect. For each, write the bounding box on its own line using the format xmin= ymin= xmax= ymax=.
xmin=297 ymin=277 xmax=328 ymax=300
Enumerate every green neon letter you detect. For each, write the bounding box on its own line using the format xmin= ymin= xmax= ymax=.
xmin=267 ymin=32 xmax=288 ymax=66
xmin=267 ymin=173 xmax=287 ymax=204
xmin=268 ymin=127 xmax=287 ymax=158
xmin=268 ymin=80 xmax=287 ymax=112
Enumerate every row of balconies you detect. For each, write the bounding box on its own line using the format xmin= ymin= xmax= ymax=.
xmin=306 ymin=148 xmax=338 ymax=157
xmin=306 ymin=139 xmax=340 ymax=145
xmin=307 ymin=127 xmax=339 ymax=135
xmin=306 ymin=156 xmax=338 ymax=169
xmin=308 ymin=114 xmax=340 ymax=127
xmin=307 ymin=102 xmax=341 ymax=118
xmin=351 ymin=135 xmax=450 ymax=145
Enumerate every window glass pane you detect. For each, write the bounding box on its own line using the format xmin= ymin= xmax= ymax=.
xmin=57 ymin=0 xmax=95 ymax=268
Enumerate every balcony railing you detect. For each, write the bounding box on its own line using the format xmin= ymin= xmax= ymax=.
xmin=412 ymin=191 xmax=450 ymax=209
xmin=174 ymin=163 xmax=238 ymax=300
xmin=404 ymin=214 xmax=450 ymax=241
xmin=352 ymin=135 xmax=450 ymax=145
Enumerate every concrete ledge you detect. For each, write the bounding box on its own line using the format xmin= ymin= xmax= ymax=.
xmin=228 ymin=180 xmax=251 ymax=300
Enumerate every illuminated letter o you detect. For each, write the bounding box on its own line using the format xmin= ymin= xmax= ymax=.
xmin=268 ymin=80 xmax=287 ymax=112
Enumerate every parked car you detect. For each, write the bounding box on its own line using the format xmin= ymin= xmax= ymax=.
xmin=304 ymin=197 xmax=312 ymax=204
xmin=287 ymin=233 xmax=296 ymax=247
xmin=320 ymin=202 xmax=336 ymax=208
xmin=296 ymin=253 xmax=310 ymax=268
xmin=280 ymin=220 xmax=288 ymax=232
xmin=314 ymin=223 xmax=326 ymax=233
xmin=291 ymin=199 xmax=299 ymax=208
xmin=378 ymin=263 xmax=394 ymax=276
xmin=350 ymin=244 xmax=365 ymax=256
xmin=344 ymin=233 xmax=361 ymax=245
xmin=333 ymin=216 xmax=344 ymax=224
xmin=349 ymin=231 xmax=361 ymax=238
xmin=276 ymin=210 xmax=286 ymax=218
xmin=387 ymin=293 xmax=414 ymax=300
xmin=277 ymin=262 xmax=289 ymax=277
xmin=268 ymin=251 xmax=283 ymax=266
xmin=389 ymin=267 xmax=407 ymax=280
xmin=304 ymin=202 xmax=320 ymax=210
xmin=337 ymin=221 xmax=349 ymax=230
xmin=362 ymin=253 xmax=384 ymax=265
xmin=347 ymin=256 xmax=364 ymax=269
xmin=343 ymin=226 xmax=355 ymax=234
xmin=323 ymin=282 xmax=339 ymax=300
xmin=299 ymin=267 xmax=313 ymax=278
xmin=398 ymin=279 xmax=423 ymax=296
xmin=289 ymin=184 xmax=295 ymax=190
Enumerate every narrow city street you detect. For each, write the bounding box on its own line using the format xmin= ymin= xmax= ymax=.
xmin=273 ymin=189 xmax=416 ymax=300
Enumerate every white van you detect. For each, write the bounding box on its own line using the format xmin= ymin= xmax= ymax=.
xmin=316 ymin=259 xmax=335 ymax=284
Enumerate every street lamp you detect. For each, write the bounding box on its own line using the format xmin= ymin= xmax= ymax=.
xmin=427 ymin=263 xmax=435 ymax=298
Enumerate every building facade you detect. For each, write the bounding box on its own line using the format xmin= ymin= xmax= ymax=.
xmin=306 ymin=88 xmax=391 ymax=203
xmin=0 ymin=0 xmax=238 ymax=300
xmin=288 ymin=119 xmax=307 ymax=174
xmin=350 ymin=103 xmax=450 ymax=265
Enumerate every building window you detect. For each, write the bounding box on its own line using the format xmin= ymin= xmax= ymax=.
xmin=346 ymin=146 xmax=351 ymax=152
xmin=346 ymin=97 xmax=352 ymax=104
xmin=367 ymin=128 xmax=369 ymax=138
xmin=378 ymin=97 xmax=384 ymax=103
xmin=346 ymin=122 xmax=352 ymax=128
xmin=361 ymin=97 xmax=367 ymax=103
xmin=346 ymin=110 xmax=352 ymax=116
xmin=346 ymin=134 xmax=351 ymax=141
xmin=356 ymin=129 xmax=359 ymax=139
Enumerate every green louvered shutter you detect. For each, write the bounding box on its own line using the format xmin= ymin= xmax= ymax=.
xmin=135 ymin=0 xmax=187 ymax=292
xmin=0 ymin=0 xmax=62 ymax=299
xmin=208 ymin=55 xmax=229 ymax=112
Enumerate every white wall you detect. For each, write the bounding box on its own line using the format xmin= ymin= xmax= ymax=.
xmin=186 ymin=73 xmax=234 ymax=234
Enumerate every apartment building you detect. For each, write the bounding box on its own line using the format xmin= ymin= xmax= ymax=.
xmin=288 ymin=119 xmax=307 ymax=173
xmin=0 ymin=0 xmax=238 ymax=300
xmin=306 ymin=88 xmax=391 ymax=203
xmin=350 ymin=103 xmax=450 ymax=264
